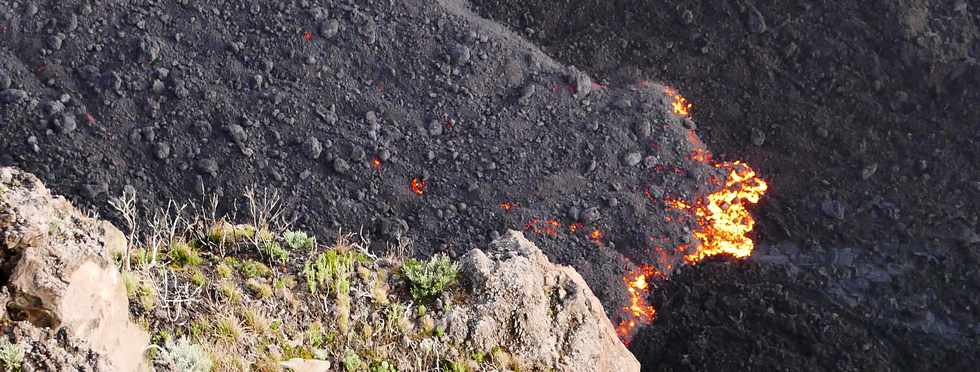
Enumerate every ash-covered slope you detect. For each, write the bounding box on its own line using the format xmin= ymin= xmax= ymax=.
xmin=0 ymin=0 xmax=730 ymax=316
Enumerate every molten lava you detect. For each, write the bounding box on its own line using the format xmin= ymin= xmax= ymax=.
xmin=410 ymin=178 xmax=426 ymax=195
xmin=617 ymin=265 xmax=660 ymax=340
xmin=665 ymin=87 xmax=693 ymax=117
xmin=685 ymin=161 xmax=768 ymax=263
xmin=616 ymin=88 xmax=768 ymax=343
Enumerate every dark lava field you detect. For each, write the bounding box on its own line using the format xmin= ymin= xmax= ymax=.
xmin=1 ymin=0 xmax=978 ymax=370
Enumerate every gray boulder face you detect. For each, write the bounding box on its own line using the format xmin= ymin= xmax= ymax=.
xmin=0 ymin=167 xmax=150 ymax=371
xmin=448 ymin=230 xmax=641 ymax=372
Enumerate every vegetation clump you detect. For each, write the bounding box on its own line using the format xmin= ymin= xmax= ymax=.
xmin=156 ymin=338 xmax=212 ymax=372
xmin=401 ymin=254 xmax=459 ymax=302
xmin=0 ymin=339 xmax=24 ymax=372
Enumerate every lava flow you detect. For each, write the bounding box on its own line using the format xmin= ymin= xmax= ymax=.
xmin=616 ymin=89 xmax=768 ymax=342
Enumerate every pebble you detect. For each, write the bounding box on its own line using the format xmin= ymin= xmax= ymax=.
xmin=751 ymin=128 xmax=766 ymax=146
xmin=197 ymin=158 xmax=219 ymax=176
xmin=152 ymin=79 xmax=165 ymax=94
xmin=582 ymin=207 xmax=601 ymax=224
xmin=568 ymin=206 xmax=581 ymax=220
xmin=333 ymin=158 xmax=350 ymax=174
xmin=816 ymin=126 xmax=829 ymax=138
xmin=427 ymin=119 xmax=443 ymax=136
xmin=861 ymin=163 xmax=878 ymax=180
xmin=45 ymin=100 xmax=65 ymax=116
xmin=573 ymin=68 xmax=592 ymax=98
xmin=681 ymin=9 xmax=694 ymax=25
xmin=48 ymin=33 xmax=65 ymax=50
xmin=53 ymin=114 xmax=77 ymax=134
xmin=320 ymin=19 xmax=340 ymax=39
xmin=155 ymin=143 xmax=171 ymax=160
xmin=450 ymin=44 xmax=471 ymax=65
xmin=304 ymin=137 xmax=323 ymax=159
xmin=623 ymin=151 xmax=643 ymax=167
xmin=634 ymin=120 xmax=652 ymax=138
xmin=378 ymin=148 xmax=391 ymax=161
xmin=225 ymin=124 xmax=246 ymax=143
xmin=518 ymin=84 xmax=535 ymax=105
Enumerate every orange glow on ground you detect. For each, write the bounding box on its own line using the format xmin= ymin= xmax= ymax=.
xmin=410 ymin=178 xmax=426 ymax=195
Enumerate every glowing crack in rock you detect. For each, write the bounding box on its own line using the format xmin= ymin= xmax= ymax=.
xmin=617 ymin=88 xmax=768 ymax=343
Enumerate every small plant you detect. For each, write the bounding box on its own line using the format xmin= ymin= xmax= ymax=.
xmin=274 ymin=275 xmax=296 ymax=290
xmin=441 ymin=360 xmax=466 ymax=372
xmin=0 ymin=339 xmax=24 ymax=372
xmin=306 ymin=321 xmax=324 ymax=348
xmin=242 ymin=308 xmax=271 ymax=336
xmin=342 ymin=349 xmax=363 ymax=371
xmin=169 ymin=241 xmax=203 ymax=267
xmin=245 ymin=278 xmax=273 ymax=299
xmin=401 ymin=254 xmax=458 ymax=303
xmin=157 ymin=337 xmax=213 ymax=372
xmin=283 ymin=230 xmax=316 ymax=251
xmin=259 ymin=240 xmax=288 ymax=263
xmin=384 ymin=303 xmax=407 ymax=335
xmin=138 ymin=282 xmax=158 ymax=311
xmin=189 ymin=269 xmax=207 ymax=287
xmin=189 ymin=319 xmax=210 ymax=340
xmin=214 ymin=315 xmax=243 ymax=343
xmin=215 ymin=262 xmax=233 ymax=279
xmin=240 ymin=259 xmax=271 ymax=279
xmin=217 ymin=281 xmax=242 ymax=303
xmin=122 ymin=271 xmax=139 ymax=299
xmin=207 ymin=221 xmax=255 ymax=244
xmin=370 ymin=360 xmax=396 ymax=372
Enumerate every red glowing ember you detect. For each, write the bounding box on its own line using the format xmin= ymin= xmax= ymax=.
xmin=371 ymin=158 xmax=382 ymax=170
xmin=303 ymin=31 xmax=313 ymax=41
xmin=500 ymin=202 xmax=515 ymax=211
xmin=410 ymin=178 xmax=426 ymax=195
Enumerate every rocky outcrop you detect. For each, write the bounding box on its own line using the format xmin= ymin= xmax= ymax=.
xmin=447 ymin=230 xmax=641 ymax=372
xmin=0 ymin=167 xmax=149 ymax=371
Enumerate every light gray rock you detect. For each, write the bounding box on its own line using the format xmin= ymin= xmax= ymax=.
xmin=446 ymin=231 xmax=640 ymax=372
xmin=0 ymin=167 xmax=150 ymax=371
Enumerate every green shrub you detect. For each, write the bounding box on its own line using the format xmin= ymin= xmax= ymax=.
xmin=189 ymin=269 xmax=207 ymax=287
xmin=259 ymin=240 xmax=288 ymax=263
xmin=370 ymin=360 xmax=397 ymax=372
xmin=240 ymin=259 xmax=271 ymax=279
xmin=283 ymin=230 xmax=317 ymax=251
xmin=245 ymin=278 xmax=273 ymax=299
xmin=401 ymin=254 xmax=458 ymax=303
xmin=157 ymin=337 xmax=212 ymax=372
xmin=342 ymin=350 xmax=363 ymax=371
xmin=0 ymin=339 xmax=24 ymax=372
xmin=169 ymin=241 xmax=203 ymax=267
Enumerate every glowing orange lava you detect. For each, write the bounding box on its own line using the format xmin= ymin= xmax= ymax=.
xmin=371 ymin=158 xmax=382 ymax=170
xmin=500 ymin=202 xmax=514 ymax=211
xmin=664 ymin=87 xmax=692 ymax=117
xmin=616 ymin=265 xmax=660 ymax=341
xmin=685 ymin=161 xmax=768 ymax=263
xmin=614 ymin=87 xmax=767 ymax=342
xmin=410 ymin=178 xmax=426 ymax=195
xmin=589 ymin=229 xmax=603 ymax=241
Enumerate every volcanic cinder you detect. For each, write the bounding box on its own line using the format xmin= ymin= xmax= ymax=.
xmin=0 ymin=0 xmax=765 ymax=331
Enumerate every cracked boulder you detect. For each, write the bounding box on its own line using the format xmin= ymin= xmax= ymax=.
xmin=447 ymin=230 xmax=641 ymax=372
xmin=0 ymin=167 xmax=149 ymax=371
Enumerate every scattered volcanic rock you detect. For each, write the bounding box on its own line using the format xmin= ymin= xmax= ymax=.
xmin=448 ymin=231 xmax=640 ymax=372
xmin=0 ymin=167 xmax=150 ymax=371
